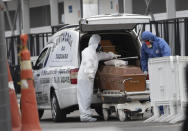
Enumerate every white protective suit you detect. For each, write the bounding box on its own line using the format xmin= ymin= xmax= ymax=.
xmin=77 ymin=34 xmax=120 ymax=121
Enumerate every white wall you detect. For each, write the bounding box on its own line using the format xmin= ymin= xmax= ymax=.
xmin=176 ymin=10 xmax=188 ymax=18
xmin=124 ymin=0 xmax=132 ymax=13
xmin=63 ymin=0 xmax=81 ymax=25
xmin=98 ymin=0 xmax=119 ymax=15
xmin=83 ymin=0 xmax=98 ymax=18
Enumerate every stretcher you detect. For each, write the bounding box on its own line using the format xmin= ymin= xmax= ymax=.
xmin=96 ymin=61 xmax=151 ymax=121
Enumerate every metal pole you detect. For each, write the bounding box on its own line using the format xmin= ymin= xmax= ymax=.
xmin=4 ymin=2 xmax=13 ymax=31
xmin=18 ymin=0 xmax=22 ymax=35
xmin=97 ymin=0 xmax=99 ymax=15
xmin=80 ymin=0 xmax=83 ymax=18
xmin=0 ymin=1 xmax=12 ymax=131
xmin=12 ymin=0 xmax=21 ymax=36
xmin=184 ymin=18 xmax=188 ymax=56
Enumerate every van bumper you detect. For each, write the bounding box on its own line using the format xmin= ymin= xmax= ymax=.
xmin=56 ymin=86 xmax=102 ymax=109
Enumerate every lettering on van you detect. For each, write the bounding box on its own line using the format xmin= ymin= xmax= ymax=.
xmin=53 ymin=76 xmax=70 ymax=83
xmin=40 ymin=78 xmax=50 ymax=84
xmin=55 ymin=32 xmax=73 ymax=49
xmin=56 ymin=54 xmax=68 ymax=59
xmin=50 ymin=31 xmax=73 ymax=62
xmin=58 ymin=69 xmax=70 ymax=74
xmin=59 ymin=32 xmax=73 ymax=47
xmin=41 ymin=69 xmax=69 ymax=76
xmin=41 ymin=70 xmax=58 ymax=76
xmin=61 ymin=46 xmax=66 ymax=51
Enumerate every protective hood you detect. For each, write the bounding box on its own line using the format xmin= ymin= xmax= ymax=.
xmin=141 ymin=31 xmax=157 ymax=41
xmin=88 ymin=34 xmax=101 ymax=49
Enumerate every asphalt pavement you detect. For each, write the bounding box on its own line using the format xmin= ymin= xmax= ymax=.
xmin=16 ymin=94 xmax=182 ymax=131
xmin=40 ymin=110 xmax=182 ymax=131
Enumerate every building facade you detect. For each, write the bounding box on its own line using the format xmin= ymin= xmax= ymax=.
xmin=4 ymin=0 xmax=188 ymax=36
xmin=3 ymin=0 xmax=188 ymax=59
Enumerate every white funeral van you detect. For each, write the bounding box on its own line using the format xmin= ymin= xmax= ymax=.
xmin=33 ymin=14 xmax=150 ymax=122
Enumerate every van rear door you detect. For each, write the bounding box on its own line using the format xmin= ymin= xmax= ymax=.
xmin=80 ymin=14 xmax=150 ymax=32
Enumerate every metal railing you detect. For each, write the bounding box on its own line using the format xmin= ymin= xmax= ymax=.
xmin=6 ymin=32 xmax=52 ymax=65
xmin=6 ymin=32 xmax=52 ymax=93
xmin=7 ymin=18 xmax=188 ymax=66
xmin=135 ymin=17 xmax=188 ymax=56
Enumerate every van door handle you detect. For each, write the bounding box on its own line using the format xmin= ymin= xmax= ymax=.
xmin=37 ymin=74 xmax=40 ymax=77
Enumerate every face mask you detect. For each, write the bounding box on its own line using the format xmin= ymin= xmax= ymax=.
xmin=145 ymin=41 xmax=152 ymax=48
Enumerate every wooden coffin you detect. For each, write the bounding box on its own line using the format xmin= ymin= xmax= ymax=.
xmin=101 ymin=40 xmax=117 ymax=53
xmin=96 ymin=65 xmax=146 ymax=92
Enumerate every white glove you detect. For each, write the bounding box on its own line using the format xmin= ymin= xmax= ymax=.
xmin=88 ymin=74 xmax=95 ymax=80
xmin=113 ymin=54 xmax=121 ymax=59
xmin=144 ymin=71 xmax=148 ymax=76
xmin=108 ymin=52 xmax=121 ymax=59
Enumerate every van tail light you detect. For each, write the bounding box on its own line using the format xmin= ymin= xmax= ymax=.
xmin=70 ymin=68 xmax=79 ymax=84
xmin=146 ymin=74 xmax=149 ymax=80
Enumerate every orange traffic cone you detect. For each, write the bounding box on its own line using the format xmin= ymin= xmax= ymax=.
xmin=20 ymin=34 xmax=41 ymax=131
xmin=7 ymin=61 xmax=22 ymax=131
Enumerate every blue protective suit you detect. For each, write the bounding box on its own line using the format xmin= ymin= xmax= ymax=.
xmin=141 ymin=31 xmax=171 ymax=72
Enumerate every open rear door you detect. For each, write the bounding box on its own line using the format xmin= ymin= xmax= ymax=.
xmin=80 ymin=14 xmax=150 ymax=32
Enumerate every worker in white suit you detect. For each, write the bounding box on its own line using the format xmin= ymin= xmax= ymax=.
xmin=77 ymin=34 xmax=120 ymax=122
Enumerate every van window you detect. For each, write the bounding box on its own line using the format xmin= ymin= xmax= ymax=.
xmin=34 ymin=48 xmax=48 ymax=70
xmin=44 ymin=47 xmax=51 ymax=67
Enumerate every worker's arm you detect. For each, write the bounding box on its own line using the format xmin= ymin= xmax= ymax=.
xmin=97 ymin=52 xmax=121 ymax=61
xmin=141 ymin=46 xmax=148 ymax=72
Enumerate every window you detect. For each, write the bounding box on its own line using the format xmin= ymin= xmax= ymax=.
xmin=58 ymin=2 xmax=64 ymax=24
xmin=30 ymin=5 xmax=51 ymax=28
xmin=176 ymin=0 xmax=188 ymax=11
xmin=68 ymin=5 xmax=72 ymax=13
xmin=110 ymin=1 xmax=113 ymax=9
xmin=44 ymin=47 xmax=51 ymax=67
xmin=132 ymin=0 xmax=166 ymax=14
xmin=35 ymin=48 xmax=48 ymax=70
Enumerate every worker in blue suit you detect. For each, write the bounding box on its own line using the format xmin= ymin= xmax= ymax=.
xmin=141 ymin=31 xmax=171 ymax=75
xmin=141 ymin=31 xmax=171 ymax=115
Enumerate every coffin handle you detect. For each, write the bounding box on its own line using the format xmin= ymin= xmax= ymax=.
xmin=122 ymin=78 xmax=132 ymax=84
